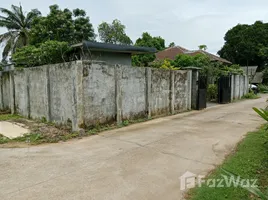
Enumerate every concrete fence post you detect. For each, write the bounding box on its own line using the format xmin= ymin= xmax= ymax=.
xmin=191 ymin=70 xmax=198 ymax=110
xmin=26 ymin=70 xmax=31 ymax=118
xmin=0 ymin=74 xmax=3 ymax=110
xmin=187 ymin=70 xmax=192 ymax=110
xmin=145 ymin=68 xmax=152 ymax=119
xmin=115 ymin=65 xmax=123 ymax=125
xmin=45 ymin=66 xmax=51 ymax=122
xmin=9 ymin=70 xmax=15 ymax=114
xmin=231 ymin=75 xmax=234 ymax=100
xmin=71 ymin=61 xmax=84 ymax=131
xmin=170 ymin=70 xmax=175 ymax=114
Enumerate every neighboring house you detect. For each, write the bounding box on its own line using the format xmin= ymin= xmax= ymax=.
xmin=72 ymin=41 xmax=157 ymax=66
xmin=241 ymin=66 xmax=260 ymax=83
xmin=155 ymin=46 xmax=232 ymax=65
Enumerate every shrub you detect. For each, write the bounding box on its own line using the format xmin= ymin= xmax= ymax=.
xmin=207 ymin=84 xmax=218 ymax=101
xmin=12 ymin=40 xmax=72 ymax=67
xmin=242 ymin=91 xmax=260 ymax=99
xmin=258 ymin=84 xmax=268 ymax=93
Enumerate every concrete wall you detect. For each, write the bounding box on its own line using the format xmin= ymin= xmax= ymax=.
xmin=0 ymin=72 xmax=11 ymax=109
xmin=83 ymin=62 xmax=116 ymax=126
xmin=0 ymin=61 xmax=192 ymax=131
xmin=231 ymin=75 xmax=249 ymax=101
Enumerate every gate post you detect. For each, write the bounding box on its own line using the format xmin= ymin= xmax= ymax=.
xmin=191 ymin=69 xmax=198 ymax=110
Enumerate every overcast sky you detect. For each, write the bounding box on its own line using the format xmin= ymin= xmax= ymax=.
xmin=1 ymin=0 xmax=268 ymax=54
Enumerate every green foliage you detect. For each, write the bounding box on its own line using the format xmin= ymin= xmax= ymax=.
xmin=98 ymin=19 xmax=132 ymax=45
xmin=30 ymin=4 xmax=95 ymax=45
xmin=172 ymin=54 xmax=211 ymax=69
xmin=220 ymin=65 xmax=244 ymax=76
xmin=242 ymin=92 xmax=260 ymax=99
xmin=132 ymin=32 xmax=165 ymax=67
xmin=221 ymin=168 xmax=268 ymax=200
xmin=207 ymin=84 xmax=218 ymax=101
xmin=12 ymin=40 xmax=72 ymax=67
xmin=263 ymin=68 xmax=268 ymax=84
xmin=0 ymin=114 xmax=22 ymax=121
xmin=169 ymin=42 xmax=175 ymax=47
xmin=0 ymin=4 xmax=41 ymax=61
xmin=149 ymin=59 xmax=177 ymax=70
xmin=198 ymin=44 xmax=207 ymax=51
xmin=258 ymin=84 xmax=268 ymax=93
xmin=218 ymin=21 xmax=268 ymax=67
xmin=253 ymin=107 xmax=268 ymax=121
xmin=189 ymin=125 xmax=268 ymax=200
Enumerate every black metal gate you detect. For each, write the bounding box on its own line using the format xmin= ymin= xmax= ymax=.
xmin=197 ymin=75 xmax=207 ymax=110
xmin=218 ymin=75 xmax=231 ymax=104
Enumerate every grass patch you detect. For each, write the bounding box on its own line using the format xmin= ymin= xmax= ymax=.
xmin=0 ymin=114 xmax=23 ymax=121
xmin=188 ymin=125 xmax=268 ymax=200
xmin=242 ymin=92 xmax=260 ymax=99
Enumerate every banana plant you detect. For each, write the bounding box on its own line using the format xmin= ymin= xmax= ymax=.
xmin=253 ymin=107 xmax=268 ymax=122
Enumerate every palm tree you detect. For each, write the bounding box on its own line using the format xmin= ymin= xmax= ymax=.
xmin=0 ymin=5 xmax=40 ymax=61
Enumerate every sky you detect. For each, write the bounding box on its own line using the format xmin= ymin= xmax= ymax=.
xmin=1 ymin=0 xmax=268 ymax=55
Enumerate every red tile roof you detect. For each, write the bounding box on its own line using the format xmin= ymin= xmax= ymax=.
xmin=155 ymin=46 xmax=232 ymax=64
xmin=155 ymin=46 xmax=189 ymax=60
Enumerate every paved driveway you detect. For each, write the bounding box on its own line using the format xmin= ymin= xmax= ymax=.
xmin=0 ymin=96 xmax=267 ymax=200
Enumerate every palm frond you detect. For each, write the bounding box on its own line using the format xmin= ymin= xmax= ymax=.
xmin=2 ymin=38 xmax=13 ymax=61
xmin=253 ymin=107 xmax=268 ymax=121
xmin=0 ymin=7 xmax=22 ymax=28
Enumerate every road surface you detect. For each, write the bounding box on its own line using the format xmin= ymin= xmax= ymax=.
xmin=0 ymin=96 xmax=267 ymax=200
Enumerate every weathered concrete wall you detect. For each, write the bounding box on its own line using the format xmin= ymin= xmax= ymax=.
xmin=0 ymin=72 xmax=11 ymax=109
xmin=28 ymin=67 xmax=49 ymax=119
xmin=174 ymin=70 xmax=189 ymax=112
xmin=0 ymin=61 xmax=193 ymax=131
xmin=231 ymin=75 xmax=248 ymax=101
xmin=14 ymin=70 xmax=28 ymax=116
xmin=151 ymin=69 xmax=171 ymax=116
xmin=49 ymin=63 xmax=74 ymax=123
xmin=121 ymin=66 xmax=147 ymax=120
xmin=83 ymin=62 xmax=116 ymax=126
xmin=234 ymin=75 xmax=240 ymax=99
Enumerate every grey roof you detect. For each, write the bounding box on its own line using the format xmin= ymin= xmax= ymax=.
xmin=72 ymin=41 xmax=157 ymax=55
xmin=252 ymin=72 xmax=264 ymax=84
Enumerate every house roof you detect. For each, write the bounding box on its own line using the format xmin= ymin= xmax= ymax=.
xmin=155 ymin=46 xmax=190 ymax=60
xmin=251 ymin=72 xmax=264 ymax=84
xmin=185 ymin=50 xmax=232 ymax=64
xmin=155 ymin=46 xmax=232 ymax=64
xmin=72 ymin=41 xmax=157 ymax=55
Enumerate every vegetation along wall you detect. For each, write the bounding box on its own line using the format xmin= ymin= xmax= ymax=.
xmin=0 ymin=61 xmax=192 ymax=131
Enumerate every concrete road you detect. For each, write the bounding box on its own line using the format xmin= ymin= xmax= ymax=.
xmin=0 ymin=96 xmax=267 ymax=200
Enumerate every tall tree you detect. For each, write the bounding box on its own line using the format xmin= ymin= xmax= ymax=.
xmin=30 ymin=5 xmax=95 ymax=45
xmin=218 ymin=21 xmax=268 ymax=67
xmin=98 ymin=19 xmax=132 ymax=45
xmin=0 ymin=4 xmax=40 ymax=61
xmin=132 ymin=32 xmax=165 ymax=67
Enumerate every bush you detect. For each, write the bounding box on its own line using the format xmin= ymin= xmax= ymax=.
xmin=242 ymin=91 xmax=260 ymax=99
xmin=12 ymin=40 xmax=72 ymax=67
xmin=258 ymin=84 xmax=268 ymax=93
xmin=207 ymin=84 xmax=218 ymax=101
